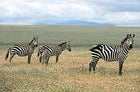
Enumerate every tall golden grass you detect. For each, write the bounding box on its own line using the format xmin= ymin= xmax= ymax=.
xmin=0 ymin=48 xmax=140 ymax=92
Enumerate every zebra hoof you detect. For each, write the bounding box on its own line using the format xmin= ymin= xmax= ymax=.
xmin=119 ymin=73 xmax=122 ymax=76
xmin=89 ymin=68 xmax=91 ymax=72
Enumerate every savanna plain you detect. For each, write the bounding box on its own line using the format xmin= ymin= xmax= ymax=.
xmin=0 ymin=25 xmax=140 ymax=92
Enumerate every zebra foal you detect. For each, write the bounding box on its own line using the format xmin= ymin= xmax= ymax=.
xmin=5 ymin=37 xmax=38 ymax=64
xmin=89 ymin=34 xmax=135 ymax=75
xmin=38 ymin=41 xmax=71 ymax=65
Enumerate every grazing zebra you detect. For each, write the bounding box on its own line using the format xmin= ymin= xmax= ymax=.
xmin=89 ymin=34 xmax=135 ymax=75
xmin=5 ymin=37 xmax=38 ymax=64
xmin=38 ymin=41 xmax=71 ymax=65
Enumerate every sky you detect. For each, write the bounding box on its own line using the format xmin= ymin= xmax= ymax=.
xmin=0 ymin=0 xmax=140 ymax=26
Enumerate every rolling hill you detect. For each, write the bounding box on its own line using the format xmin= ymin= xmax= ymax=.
xmin=36 ymin=20 xmax=114 ymax=26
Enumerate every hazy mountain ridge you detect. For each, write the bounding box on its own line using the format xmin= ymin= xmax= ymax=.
xmin=55 ymin=20 xmax=114 ymax=26
xmin=36 ymin=20 xmax=114 ymax=26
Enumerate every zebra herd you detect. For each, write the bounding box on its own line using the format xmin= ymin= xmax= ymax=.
xmin=5 ymin=34 xmax=135 ymax=75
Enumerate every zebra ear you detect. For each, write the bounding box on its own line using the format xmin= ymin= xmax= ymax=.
xmin=127 ymin=34 xmax=130 ymax=37
xmin=127 ymin=34 xmax=129 ymax=37
xmin=33 ymin=36 xmax=38 ymax=39
xmin=33 ymin=36 xmax=35 ymax=38
xmin=133 ymin=34 xmax=135 ymax=37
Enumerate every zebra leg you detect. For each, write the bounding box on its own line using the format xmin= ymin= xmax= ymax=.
xmin=9 ymin=54 xmax=15 ymax=62
xmin=39 ymin=56 xmax=42 ymax=63
xmin=89 ymin=62 xmax=94 ymax=71
xmin=45 ymin=57 xmax=50 ymax=65
xmin=89 ymin=58 xmax=99 ymax=71
xmin=42 ymin=57 xmax=45 ymax=65
xmin=28 ymin=54 xmax=32 ymax=64
xmin=119 ymin=61 xmax=124 ymax=75
xmin=56 ymin=55 xmax=59 ymax=63
xmin=38 ymin=52 xmax=42 ymax=63
xmin=93 ymin=60 xmax=99 ymax=71
xmin=42 ymin=54 xmax=47 ymax=65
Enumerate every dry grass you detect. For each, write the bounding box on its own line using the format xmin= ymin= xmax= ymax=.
xmin=0 ymin=48 xmax=140 ymax=92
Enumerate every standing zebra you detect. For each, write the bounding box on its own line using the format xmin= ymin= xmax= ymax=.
xmin=38 ymin=41 xmax=71 ymax=65
xmin=89 ymin=34 xmax=135 ymax=75
xmin=5 ymin=37 xmax=38 ymax=64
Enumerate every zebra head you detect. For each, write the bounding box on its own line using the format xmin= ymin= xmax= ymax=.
xmin=58 ymin=41 xmax=71 ymax=52
xmin=121 ymin=34 xmax=135 ymax=49
xmin=66 ymin=41 xmax=71 ymax=52
xmin=29 ymin=37 xmax=38 ymax=47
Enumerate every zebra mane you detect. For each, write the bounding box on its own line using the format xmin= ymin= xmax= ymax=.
xmin=29 ymin=37 xmax=37 ymax=45
xmin=121 ymin=38 xmax=127 ymax=44
xmin=58 ymin=42 xmax=67 ymax=47
xmin=121 ymin=34 xmax=130 ymax=44
xmin=29 ymin=39 xmax=34 ymax=45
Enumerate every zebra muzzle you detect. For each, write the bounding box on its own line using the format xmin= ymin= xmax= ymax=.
xmin=129 ymin=44 xmax=133 ymax=49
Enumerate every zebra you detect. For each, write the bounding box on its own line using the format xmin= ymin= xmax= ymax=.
xmin=89 ymin=34 xmax=135 ymax=75
xmin=5 ymin=37 xmax=38 ymax=64
xmin=37 ymin=41 xmax=71 ymax=65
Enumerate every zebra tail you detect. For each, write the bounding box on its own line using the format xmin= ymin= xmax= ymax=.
xmin=37 ymin=50 xmax=40 ymax=57
xmin=5 ymin=48 xmax=10 ymax=60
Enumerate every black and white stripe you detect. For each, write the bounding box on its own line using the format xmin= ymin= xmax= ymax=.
xmin=38 ymin=41 xmax=71 ymax=65
xmin=89 ymin=34 xmax=135 ymax=75
xmin=5 ymin=37 xmax=38 ymax=64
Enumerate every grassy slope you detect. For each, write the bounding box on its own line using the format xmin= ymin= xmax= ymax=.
xmin=0 ymin=25 xmax=140 ymax=47
xmin=0 ymin=25 xmax=140 ymax=92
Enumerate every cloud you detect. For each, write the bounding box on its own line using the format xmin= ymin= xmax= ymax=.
xmin=92 ymin=0 xmax=140 ymax=12
xmin=0 ymin=0 xmax=97 ymax=24
xmin=103 ymin=12 xmax=140 ymax=26
xmin=0 ymin=0 xmax=140 ymax=26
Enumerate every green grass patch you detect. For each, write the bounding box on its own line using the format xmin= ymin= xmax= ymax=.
xmin=0 ymin=25 xmax=140 ymax=48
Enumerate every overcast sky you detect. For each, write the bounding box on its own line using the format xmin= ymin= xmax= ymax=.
xmin=0 ymin=0 xmax=140 ymax=26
